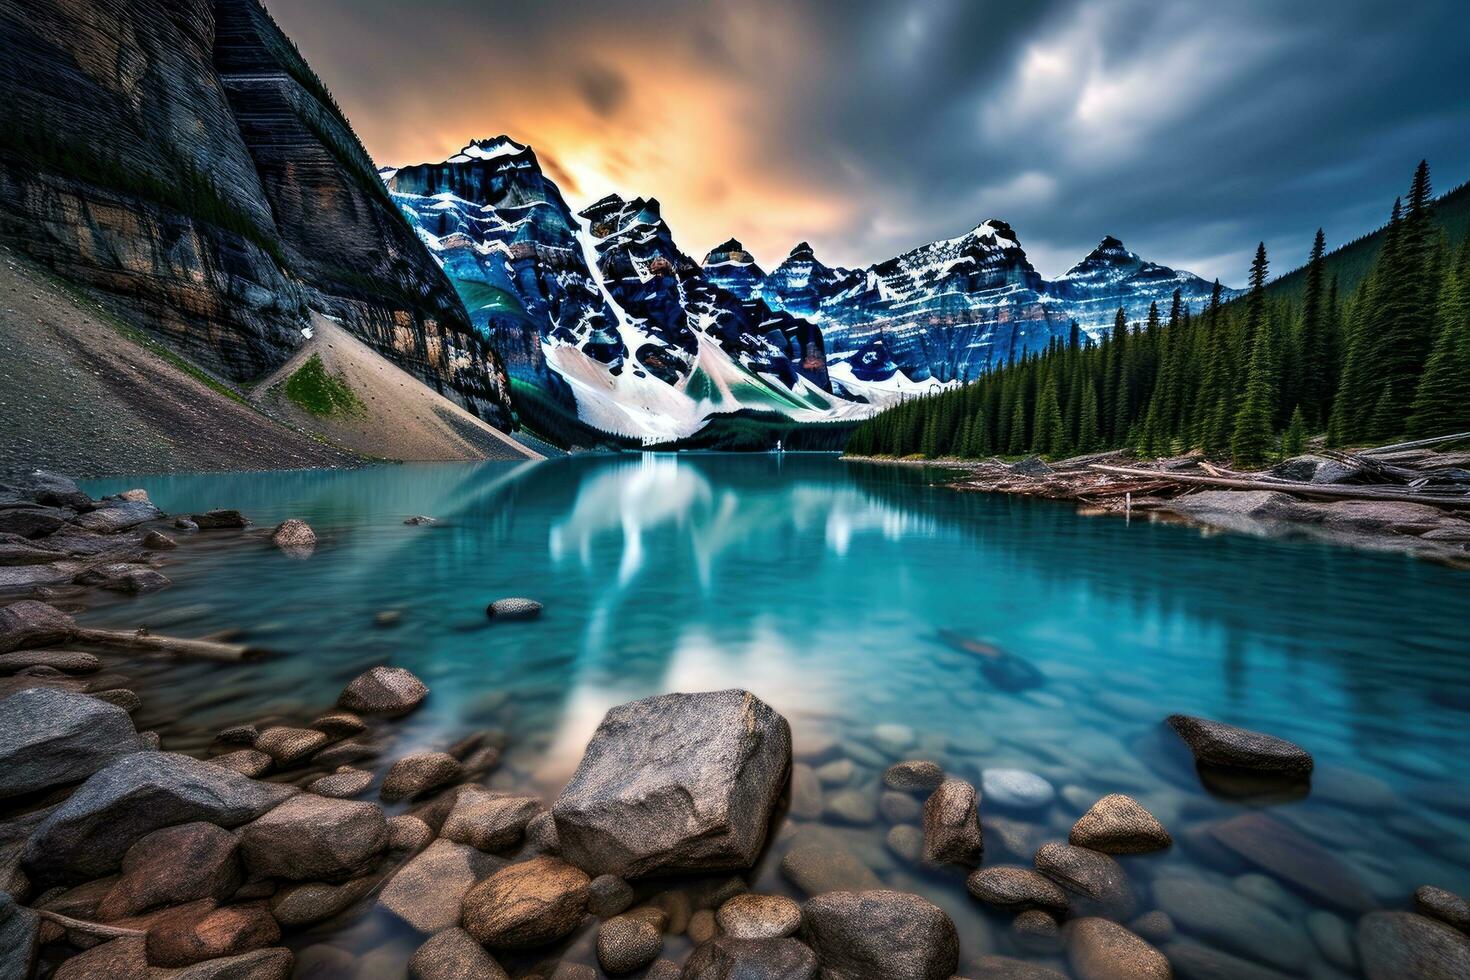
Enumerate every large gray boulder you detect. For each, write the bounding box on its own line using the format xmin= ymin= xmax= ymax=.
xmin=72 ymin=499 xmax=162 ymax=533
xmin=553 ymin=690 xmax=791 ymax=878
xmin=238 ymin=794 xmax=387 ymax=881
xmin=0 ymin=470 xmax=92 ymax=510
xmin=23 ymin=752 xmax=296 ymax=885
xmin=0 ymin=600 xmax=76 ymax=653
xmin=0 ymin=688 xmax=144 ymax=798
xmin=800 ymin=890 xmax=958 ymax=980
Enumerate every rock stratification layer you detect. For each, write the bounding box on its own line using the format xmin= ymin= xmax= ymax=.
xmin=0 ymin=0 xmax=513 ymax=427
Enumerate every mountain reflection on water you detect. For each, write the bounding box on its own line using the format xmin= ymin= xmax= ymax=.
xmin=82 ymin=453 xmax=1470 ymax=976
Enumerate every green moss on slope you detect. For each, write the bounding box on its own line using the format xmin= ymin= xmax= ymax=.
xmin=284 ymin=354 xmax=364 ymax=417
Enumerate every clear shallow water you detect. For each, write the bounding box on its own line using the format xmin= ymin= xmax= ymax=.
xmin=83 ymin=454 xmax=1470 ymax=977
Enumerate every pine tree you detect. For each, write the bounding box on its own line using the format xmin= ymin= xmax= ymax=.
xmin=1408 ymin=256 xmax=1470 ymax=436
xmin=1077 ymin=377 xmax=1100 ymax=454
xmin=1226 ymin=243 xmax=1279 ymax=465
xmin=1033 ymin=376 xmax=1065 ymax=457
xmin=1297 ymin=229 xmax=1330 ymax=425
xmin=1283 ymin=405 xmax=1308 ymax=457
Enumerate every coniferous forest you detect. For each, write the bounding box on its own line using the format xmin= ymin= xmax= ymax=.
xmin=844 ymin=162 xmax=1470 ymax=466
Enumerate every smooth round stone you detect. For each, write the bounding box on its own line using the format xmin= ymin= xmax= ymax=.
xmin=210 ymin=750 xmax=272 ymax=778
xmin=716 ymin=893 xmax=802 ymax=939
xmin=462 ymin=857 xmax=590 ymax=949
xmin=1012 ymin=909 xmax=1062 ymax=953
xmin=885 ymin=825 xmax=924 ymax=863
xmin=879 ymin=791 xmax=922 ymax=824
xmin=824 ymin=789 xmax=877 ymax=825
xmin=815 ymin=758 xmax=856 ymax=787
xmin=1415 ymin=885 xmax=1470 ymax=934
xmin=983 ymin=769 xmax=1056 ymax=811
xmin=598 ymin=915 xmax=662 ymax=974
xmin=1066 ymin=918 xmax=1170 ymax=980
xmin=883 ymin=760 xmax=945 ymax=793
xmin=967 ymin=866 xmax=1069 ymax=913
xmin=307 ymin=767 xmax=373 ymax=799
xmin=486 ymin=597 xmax=543 ymax=620
xmin=254 ymin=727 xmax=328 ymax=765
xmin=337 ymin=666 xmax=427 ymax=716
xmin=687 ymin=909 xmax=717 ymax=944
xmin=872 ymin=723 xmax=915 ymax=754
xmin=1034 ymin=843 xmax=1136 ymax=919
xmin=588 ymin=874 xmax=635 ymax=918
xmin=789 ymin=764 xmax=825 ymax=820
xmin=1069 ymin=794 xmax=1171 ymax=854
xmin=380 ymin=751 xmax=462 ymax=802
xmin=1306 ymin=910 xmax=1358 ymax=971
xmin=1128 ymin=911 xmax=1174 ymax=945
xmin=1356 ymin=911 xmax=1470 ymax=980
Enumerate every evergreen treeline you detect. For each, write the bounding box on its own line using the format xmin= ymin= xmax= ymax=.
xmin=845 ymin=162 xmax=1470 ymax=466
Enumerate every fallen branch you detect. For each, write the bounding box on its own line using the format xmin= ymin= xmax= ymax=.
xmin=73 ymin=628 xmax=259 ymax=662
xmin=37 ymin=909 xmax=146 ymax=940
xmin=1359 ymin=432 xmax=1470 ymax=456
xmin=1088 ymin=465 xmax=1470 ymax=508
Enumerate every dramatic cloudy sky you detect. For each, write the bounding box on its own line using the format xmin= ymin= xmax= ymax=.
xmin=267 ymin=0 xmax=1469 ymax=285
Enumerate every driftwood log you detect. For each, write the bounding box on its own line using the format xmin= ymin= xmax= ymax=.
xmin=73 ymin=628 xmax=258 ymax=662
xmin=1088 ymin=465 xmax=1470 ymax=508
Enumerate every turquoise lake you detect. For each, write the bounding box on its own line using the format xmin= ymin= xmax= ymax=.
xmin=84 ymin=453 xmax=1470 ymax=977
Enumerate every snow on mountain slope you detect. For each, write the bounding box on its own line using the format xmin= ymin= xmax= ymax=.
xmin=386 ymin=135 xmax=1230 ymax=441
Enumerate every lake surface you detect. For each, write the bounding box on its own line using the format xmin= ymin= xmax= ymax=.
xmin=84 ymin=453 xmax=1470 ymax=977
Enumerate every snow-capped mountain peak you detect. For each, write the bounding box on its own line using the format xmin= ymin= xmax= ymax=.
xmin=446 ymin=135 xmax=530 ymax=164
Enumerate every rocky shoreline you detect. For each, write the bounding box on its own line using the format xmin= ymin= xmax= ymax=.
xmin=3 ymin=467 xmax=1470 ymax=979
xmin=844 ymin=446 xmax=1470 ymax=568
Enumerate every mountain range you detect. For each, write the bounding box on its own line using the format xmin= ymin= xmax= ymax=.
xmin=387 ymin=137 xmax=1234 ymax=441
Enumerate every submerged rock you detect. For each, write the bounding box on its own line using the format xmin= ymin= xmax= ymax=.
xmin=1208 ymin=812 xmax=1373 ymax=912
xmin=681 ymin=936 xmax=818 ymax=980
xmin=1166 ymin=714 xmax=1313 ymax=776
xmin=337 ymin=665 xmax=428 ymax=716
xmin=1066 ymin=918 xmax=1170 ymax=980
xmin=982 ymin=768 xmax=1056 ymax=811
xmin=780 ymin=827 xmax=882 ymax=896
xmin=191 ymin=509 xmax=248 ymax=529
xmin=24 ymin=752 xmax=295 ymax=885
xmin=1356 ymin=910 xmax=1470 ymax=980
xmin=1152 ymin=874 xmax=1307 ymax=971
xmin=1034 ymin=842 xmax=1136 ymax=919
xmin=461 ymin=856 xmax=590 ymax=949
xmin=409 ymin=928 xmax=508 ymax=980
xmin=1069 ymin=794 xmax=1171 ymax=854
xmin=553 ymin=690 xmax=791 ymax=878
xmin=0 ymin=688 xmax=144 ymax=798
xmin=883 ymin=760 xmax=945 ymax=792
xmin=800 ymin=889 xmax=958 ymax=980
xmin=381 ymin=838 xmax=503 ymax=933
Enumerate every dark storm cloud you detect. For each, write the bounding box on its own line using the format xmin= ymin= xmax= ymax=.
xmin=266 ymin=0 xmax=1470 ymax=284
xmin=574 ymin=63 xmax=629 ymax=117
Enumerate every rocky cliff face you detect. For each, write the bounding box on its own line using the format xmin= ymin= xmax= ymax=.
xmin=0 ymin=0 xmax=513 ymax=426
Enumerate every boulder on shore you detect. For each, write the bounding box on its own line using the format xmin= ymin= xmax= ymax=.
xmin=23 ymin=752 xmax=296 ymax=885
xmin=1166 ymin=714 xmax=1314 ymax=776
xmin=238 ymin=793 xmax=387 ymax=882
xmin=0 ymin=599 xmax=76 ymax=653
xmin=800 ymin=890 xmax=958 ymax=980
xmin=0 ymin=688 xmax=144 ymax=798
xmin=553 ymin=690 xmax=791 ymax=878
xmin=460 ymin=856 xmax=590 ymax=949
